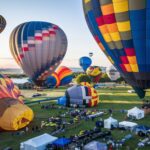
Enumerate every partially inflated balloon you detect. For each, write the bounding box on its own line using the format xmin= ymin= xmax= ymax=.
xmin=45 ymin=66 xmax=73 ymax=88
xmin=45 ymin=72 xmax=60 ymax=88
xmin=65 ymin=82 xmax=99 ymax=107
xmin=83 ymin=0 xmax=150 ymax=98
xmin=10 ymin=21 xmax=67 ymax=85
xmin=0 ymin=75 xmax=33 ymax=131
xmin=106 ymin=66 xmax=120 ymax=81
xmin=79 ymin=56 xmax=92 ymax=71
xmin=86 ymin=66 xmax=102 ymax=83
xmin=0 ymin=75 xmax=23 ymax=103
xmin=57 ymin=66 xmax=73 ymax=86
xmin=0 ymin=15 xmax=6 ymax=33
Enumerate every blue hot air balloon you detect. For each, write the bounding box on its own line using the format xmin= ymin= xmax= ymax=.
xmin=79 ymin=56 xmax=92 ymax=72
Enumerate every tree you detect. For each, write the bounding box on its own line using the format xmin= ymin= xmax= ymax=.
xmin=100 ymin=73 xmax=110 ymax=82
xmin=76 ymin=74 xmax=91 ymax=84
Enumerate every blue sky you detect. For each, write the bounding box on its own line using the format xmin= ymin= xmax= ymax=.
xmin=0 ymin=0 xmax=111 ymax=68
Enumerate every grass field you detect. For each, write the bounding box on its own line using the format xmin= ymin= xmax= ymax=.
xmin=0 ymin=86 xmax=150 ymax=150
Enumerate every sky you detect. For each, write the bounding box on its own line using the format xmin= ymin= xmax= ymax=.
xmin=0 ymin=0 xmax=111 ymax=69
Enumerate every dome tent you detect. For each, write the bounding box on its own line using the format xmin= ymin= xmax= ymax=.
xmin=104 ymin=117 xmax=118 ymax=129
xmin=127 ymin=107 xmax=144 ymax=120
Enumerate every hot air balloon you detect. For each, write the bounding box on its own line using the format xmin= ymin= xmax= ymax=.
xmin=9 ymin=21 xmax=67 ymax=86
xmin=86 ymin=66 xmax=102 ymax=83
xmin=83 ymin=0 xmax=150 ymax=98
xmin=106 ymin=66 xmax=120 ymax=81
xmin=0 ymin=15 xmax=6 ymax=33
xmin=58 ymin=82 xmax=99 ymax=107
xmin=45 ymin=72 xmax=60 ymax=88
xmin=79 ymin=56 xmax=92 ymax=71
xmin=89 ymin=52 xmax=93 ymax=57
xmin=45 ymin=66 xmax=73 ymax=88
xmin=57 ymin=66 xmax=73 ymax=86
xmin=0 ymin=75 xmax=33 ymax=131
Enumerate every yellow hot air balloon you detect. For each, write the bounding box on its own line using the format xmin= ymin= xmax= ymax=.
xmin=0 ymin=75 xmax=34 ymax=131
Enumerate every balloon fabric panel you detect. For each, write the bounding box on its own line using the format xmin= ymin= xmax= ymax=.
xmin=83 ymin=0 xmax=150 ymax=98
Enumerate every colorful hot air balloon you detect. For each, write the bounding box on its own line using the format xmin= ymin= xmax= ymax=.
xmin=45 ymin=72 xmax=60 ymax=88
xmin=0 ymin=75 xmax=33 ymax=131
xmin=0 ymin=15 xmax=6 ymax=33
xmin=106 ymin=66 xmax=120 ymax=81
xmin=79 ymin=56 xmax=92 ymax=71
xmin=9 ymin=21 xmax=67 ymax=86
xmin=83 ymin=0 xmax=150 ymax=98
xmin=45 ymin=66 xmax=73 ymax=88
xmin=58 ymin=82 xmax=99 ymax=107
xmin=86 ymin=66 xmax=102 ymax=83
xmin=57 ymin=66 xmax=73 ymax=86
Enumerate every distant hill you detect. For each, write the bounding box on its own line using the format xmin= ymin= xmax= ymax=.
xmin=0 ymin=67 xmax=106 ymax=75
xmin=0 ymin=68 xmax=23 ymax=74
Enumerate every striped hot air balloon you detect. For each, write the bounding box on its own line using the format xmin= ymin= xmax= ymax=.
xmin=57 ymin=66 xmax=73 ymax=86
xmin=83 ymin=0 xmax=150 ymax=98
xmin=45 ymin=66 xmax=73 ymax=88
xmin=9 ymin=21 xmax=68 ymax=86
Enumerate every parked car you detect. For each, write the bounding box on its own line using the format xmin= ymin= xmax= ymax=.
xmin=32 ymin=93 xmax=42 ymax=97
xmin=132 ymin=125 xmax=150 ymax=137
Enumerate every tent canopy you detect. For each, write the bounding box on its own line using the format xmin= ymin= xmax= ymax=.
xmin=52 ymin=138 xmax=71 ymax=147
xmin=127 ymin=107 xmax=144 ymax=119
xmin=21 ymin=133 xmax=57 ymax=150
xmin=104 ymin=117 xmax=118 ymax=129
xmin=104 ymin=117 xmax=118 ymax=123
xmin=84 ymin=141 xmax=107 ymax=150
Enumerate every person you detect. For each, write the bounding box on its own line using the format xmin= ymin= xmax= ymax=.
xmin=25 ymin=126 xmax=29 ymax=132
xmin=108 ymin=109 xmax=113 ymax=115
xmin=91 ymin=116 xmax=95 ymax=121
xmin=41 ymin=121 xmax=45 ymax=129
xmin=35 ymin=125 xmax=39 ymax=131
xmin=32 ymin=126 xmax=35 ymax=132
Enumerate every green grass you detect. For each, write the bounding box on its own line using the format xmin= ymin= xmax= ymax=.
xmin=0 ymin=86 xmax=150 ymax=150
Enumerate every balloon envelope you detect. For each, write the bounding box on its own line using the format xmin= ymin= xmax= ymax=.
xmin=83 ymin=0 xmax=150 ymax=98
xmin=89 ymin=52 xmax=93 ymax=57
xmin=86 ymin=66 xmax=102 ymax=83
xmin=79 ymin=56 xmax=92 ymax=71
xmin=65 ymin=83 xmax=99 ymax=107
xmin=45 ymin=72 xmax=60 ymax=88
xmin=56 ymin=66 xmax=73 ymax=86
xmin=106 ymin=66 xmax=120 ymax=81
xmin=0 ymin=75 xmax=33 ymax=131
xmin=9 ymin=21 xmax=67 ymax=85
xmin=0 ymin=15 xmax=6 ymax=33
xmin=45 ymin=66 xmax=73 ymax=88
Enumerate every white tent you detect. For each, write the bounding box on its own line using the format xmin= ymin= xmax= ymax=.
xmin=104 ymin=117 xmax=118 ymax=129
xmin=127 ymin=107 xmax=144 ymax=120
xmin=84 ymin=141 xmax=107 ymax=150
xmin=119 ymin=121 xmax=138 ymax=131
xmin=20 ymin=133 xmax=57 ymax=150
